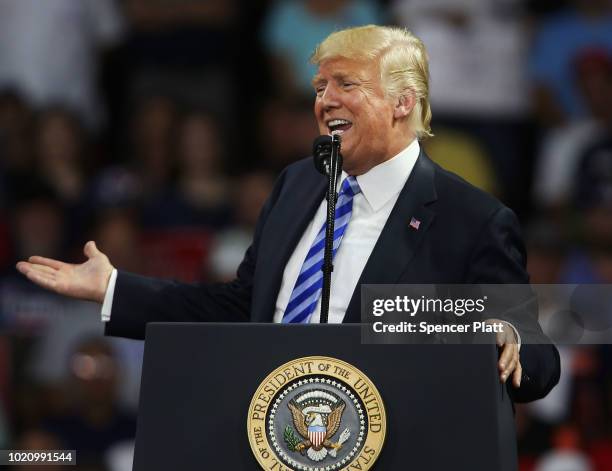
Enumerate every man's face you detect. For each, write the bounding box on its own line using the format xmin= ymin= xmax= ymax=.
xmin=313 ymin=56 xmax=401 ymax=175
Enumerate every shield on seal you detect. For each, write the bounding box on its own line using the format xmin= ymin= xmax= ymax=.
xmin=308 ymin=425 xmax=326 ymax=448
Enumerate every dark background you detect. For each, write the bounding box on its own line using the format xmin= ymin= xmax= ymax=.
xmin=1 ymin=0 xmax=611 ymax=470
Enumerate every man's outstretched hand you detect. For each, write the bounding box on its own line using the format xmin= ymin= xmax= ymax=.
xmin=16 ymin=241 xmax=114 ymax=304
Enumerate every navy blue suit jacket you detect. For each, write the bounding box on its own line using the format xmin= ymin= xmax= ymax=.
xmin=106 ymin=151 xmax=560 ymax=402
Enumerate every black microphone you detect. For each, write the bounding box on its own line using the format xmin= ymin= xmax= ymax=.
xmin=312 ymin=133 xmax=343 ymax=324
xmin=313 ymin=134 xmax=343 ymax=176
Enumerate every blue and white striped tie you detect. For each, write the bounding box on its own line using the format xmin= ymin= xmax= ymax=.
xmin=282 ymin=176 xmax=361 ymax=323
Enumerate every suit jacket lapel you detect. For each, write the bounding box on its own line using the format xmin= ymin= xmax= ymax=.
xmin=252 ymin=169 xmax=327 ymax=322
xmin=343 ymin=152 xmax=438 ymax=323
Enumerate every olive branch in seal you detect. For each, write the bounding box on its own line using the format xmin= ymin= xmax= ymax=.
xmin=284 ymin=426 xmax=301 ymax=451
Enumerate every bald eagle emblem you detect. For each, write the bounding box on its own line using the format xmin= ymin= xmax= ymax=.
xmin=285 ymin=389 xmax=351 ymax=462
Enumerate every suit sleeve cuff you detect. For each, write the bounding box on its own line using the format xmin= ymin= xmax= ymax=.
xmin=101 ymin=268 xmax=118 ymax=322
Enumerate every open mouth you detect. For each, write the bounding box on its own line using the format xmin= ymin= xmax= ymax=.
xmin=327 ymin=119 xmax=353 ymax=135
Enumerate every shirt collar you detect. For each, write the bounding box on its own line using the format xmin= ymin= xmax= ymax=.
xmin=342 ymin=139 xmax=420 ymax=212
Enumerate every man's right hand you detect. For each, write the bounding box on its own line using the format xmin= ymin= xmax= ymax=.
xmin=16 ymin=241 xmax=114 ymax=304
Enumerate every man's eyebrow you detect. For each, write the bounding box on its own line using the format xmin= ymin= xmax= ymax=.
xmin=312 ymin=75 xmax=325 ymax=87
xmin=333 ymin=72 xmax=350 ymax=79
xmin=312 ymin=72 xmax=362 ymax=87
xmin=332 ymin=71 xmax=364 ymax=82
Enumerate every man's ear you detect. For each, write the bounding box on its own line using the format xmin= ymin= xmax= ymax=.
xmin=393 ymin=92 xmax=416 ymax=120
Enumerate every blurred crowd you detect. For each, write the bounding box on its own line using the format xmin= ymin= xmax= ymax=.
xmin=0 ymin=0 xmax=611 ymax=470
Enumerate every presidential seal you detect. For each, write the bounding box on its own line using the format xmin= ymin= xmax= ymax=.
xmin=247 ymin=356 xmax=386 ymax=471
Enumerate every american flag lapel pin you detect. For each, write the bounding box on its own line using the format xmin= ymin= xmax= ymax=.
xmin=409 ymin=217 xmax=421 ymax=230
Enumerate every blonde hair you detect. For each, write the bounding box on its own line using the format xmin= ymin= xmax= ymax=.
xmin=311 ymin=25 xmax=433 ymax=140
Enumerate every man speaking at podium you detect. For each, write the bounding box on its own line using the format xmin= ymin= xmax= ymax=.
xmin=17 ymin=25 xmax=559 ymax=402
